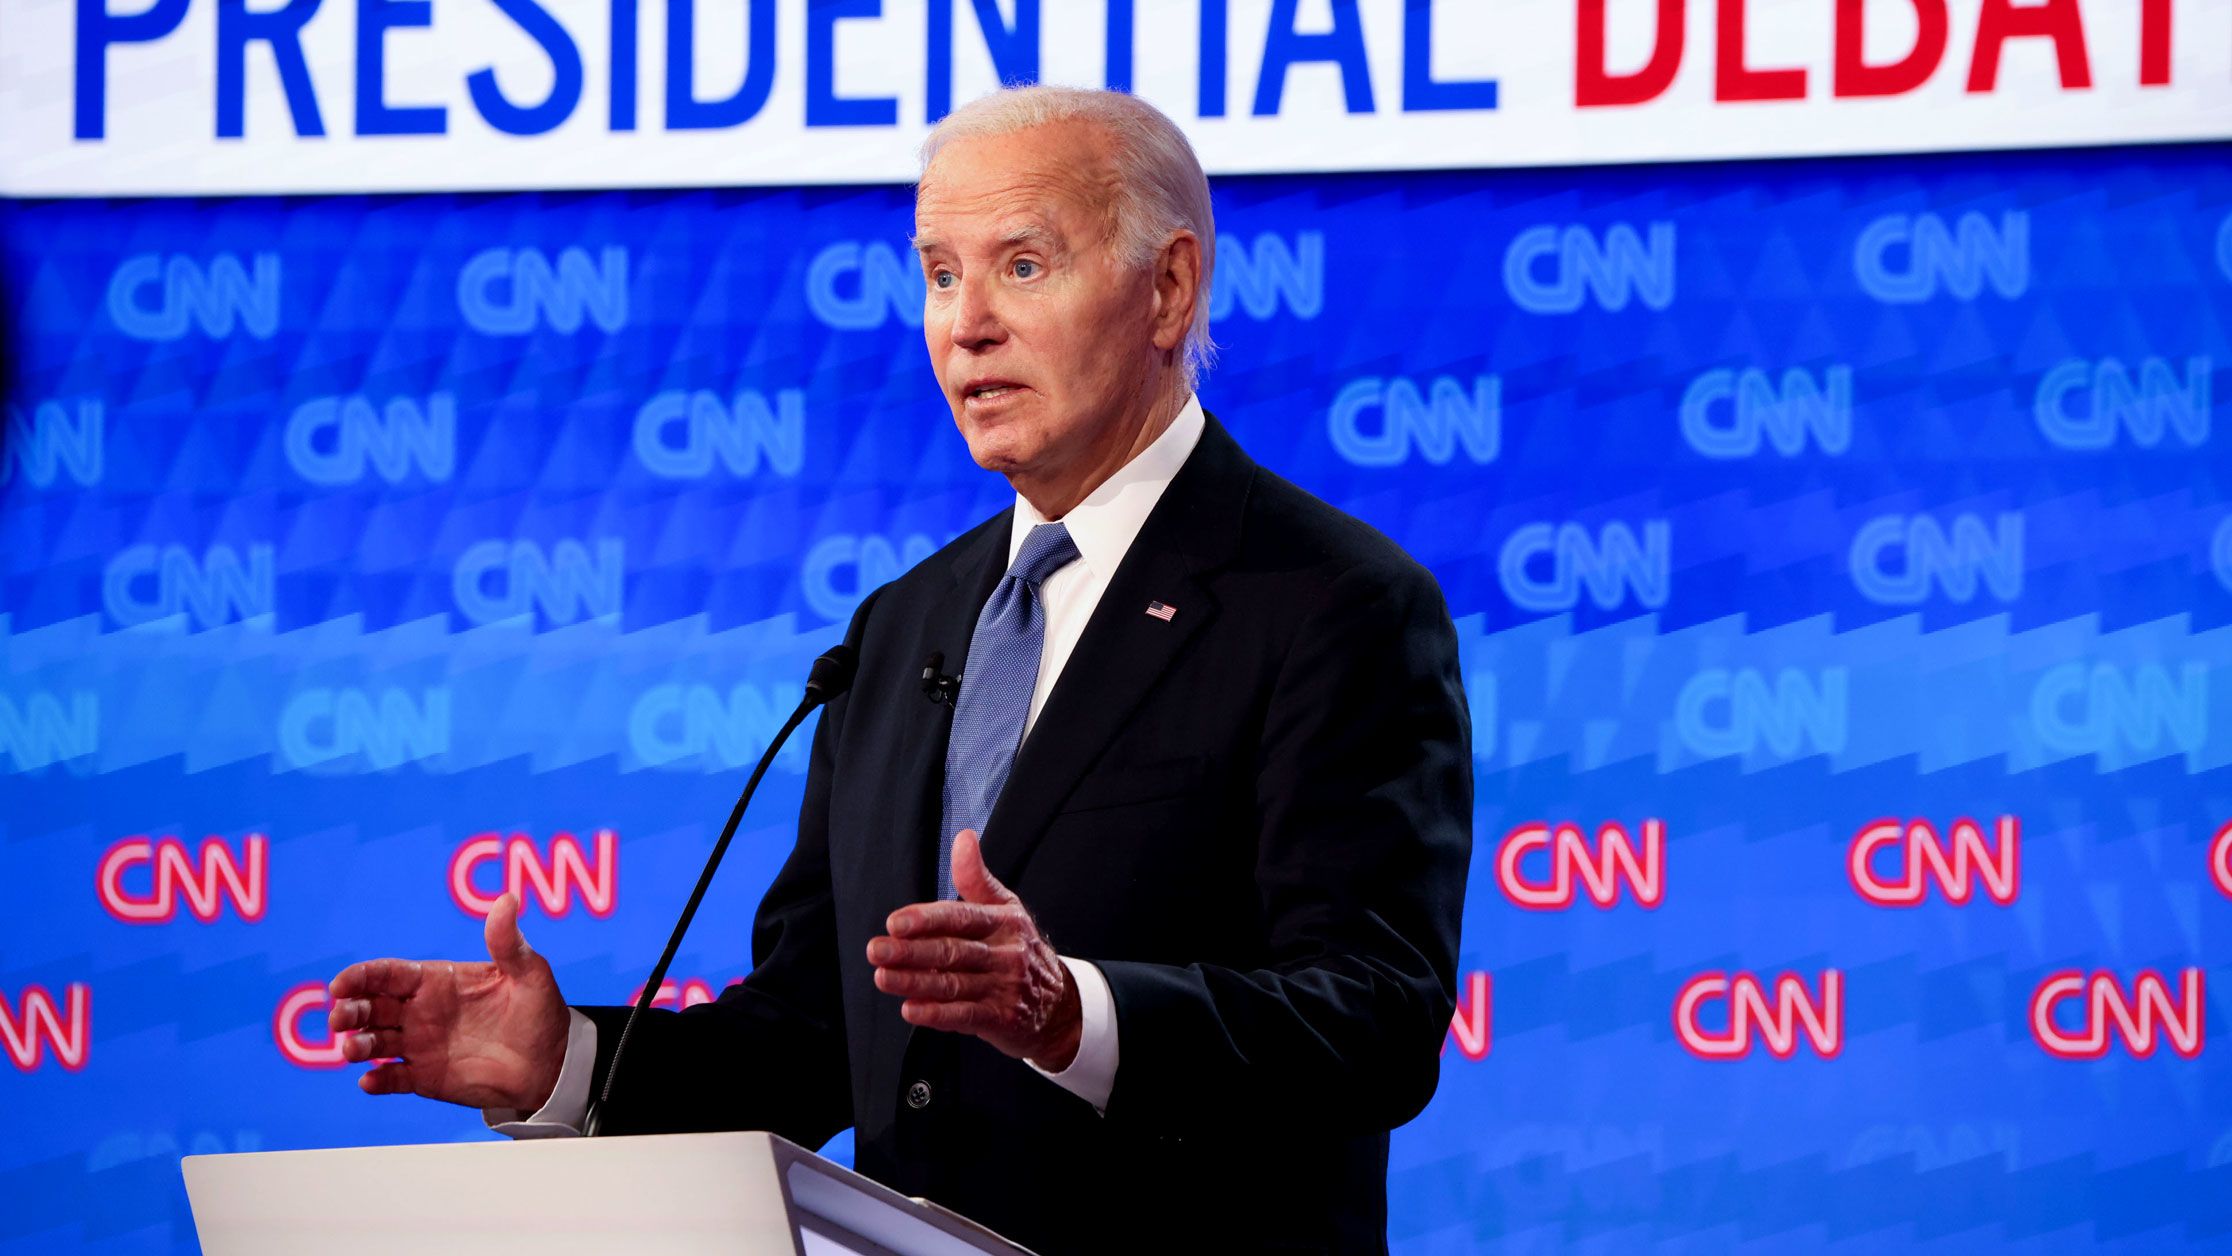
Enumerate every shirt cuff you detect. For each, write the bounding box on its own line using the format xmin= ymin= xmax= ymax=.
xmin=1026 ymin=956 xmax=1118 ymax=1114
xmin=483 ymin=1008 xmax=597 ymax=1138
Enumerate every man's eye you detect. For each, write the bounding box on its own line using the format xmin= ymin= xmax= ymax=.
xmin=1013 ymin=260 xmax=1039 ymax=279
xmin=933 ymin=270 xmax=956 ymax=289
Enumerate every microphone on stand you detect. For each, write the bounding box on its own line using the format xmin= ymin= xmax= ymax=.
xmin=584 ymin=642 xmax=859 ymax=1137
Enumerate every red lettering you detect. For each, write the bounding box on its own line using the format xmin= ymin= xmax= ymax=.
xmin=449 ymin=829 xmax=618 ymax=919
xmin=2140 ymin=0 xmax=2171 ymax=86
xmin=1444 ymin=971 xmax=1491 ymax=1060
xmin=273 ymin=982 xmax=347 ymax=1068
xmin=96 ymin=834 xmax=268 ymax=924
xmin=2030 ymin=969 xmax=2203 ymax=1059
xmin=1716 ymin=0 xmax=1808 ymax=100
xmin=0 ymin=984 xmax=90 ymax=1071
xmin=1968 ymin=0 xmax=2091 ymax=93
xmin=1578 ymin=0 xmax=1685 ymax=107
xmin=1834 ymin=0 xmax=1949 ymax=97
xmin=1675 ymin=970 xmax=1842 ymax=1058
xmin=1497 ymin=820 xmax=1664 ymax=909
xmin=1848 ymin=817 xmax=2019 ymax=906
xmin=2210 ymin=821 xmax=2232 ymax=900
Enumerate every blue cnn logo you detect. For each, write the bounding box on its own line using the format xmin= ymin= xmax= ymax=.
xmin=806 ymin=241 xmax=924 ymax=330
xmin=1680 ymin=367 xmax=1853 ymax=458
xmin=2032 ymin=663 xmax=2207 ymax=766
xmin=2034 ymin=356 xmax=2210 ymax=451
xmin=106 ymin=253 xmax=280 ymax=341
xmin=277 ymin=687 xmax=450 ymax=772
xmin=634 ymin=390 xmax=806 ymax=479
xmin=629 ymin=683 xmax=811 ymax=772
xmin=1850 ymin=513 xmax=2023 ymax=606
xmin=1674 ymin=668 xmax=1849 ymax=762
xmin=1209 ymin=232 xmax=1325 ymax=322
xmin=803 ymin=533 xmax=939 ymax=623
xmin=452 ymin=539 xmax=624 ymax=626
xmin=1328 ymin=375 xmax=1499 ymax=468
xmin=1503 ymin=223 xmax=1675 ymax=314
xmin=102 ymin=544 xmax=275 ymax=629
xmin=0 ymin=692 xmax=98 ymax=773
xmin=1499 ymin=522 xmax=1671 ymax=613
xmin=3 ymin=400 xmax=103 ymax=488
xmin=1854 ymin=212 xmax=2028 ymax=303
xmin=285 ymin=394 xmax=456 ymax=485
xmin=457 ymin=246 xmax=628 ymax=334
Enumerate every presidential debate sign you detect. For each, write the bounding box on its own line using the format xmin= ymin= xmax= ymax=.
xmin=5 ymin=3 xmax=2232 ymax=1256
xmin=3 ymin=0 xmax=2230 ymax=194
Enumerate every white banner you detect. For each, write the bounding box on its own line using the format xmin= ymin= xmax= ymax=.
xmin=3 ymin=0 xmax=2227 ymax=196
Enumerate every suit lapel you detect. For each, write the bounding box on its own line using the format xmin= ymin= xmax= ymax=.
xmin=979 ymin=416 xmax=1254 ymax=888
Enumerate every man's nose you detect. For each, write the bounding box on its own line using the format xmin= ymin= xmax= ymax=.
xmin=947 ymin=273 xmax=1006 ymax=349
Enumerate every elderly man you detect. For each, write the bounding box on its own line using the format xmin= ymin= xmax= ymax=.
xmin=328 ymin=85 xmax=1471 ymax=1253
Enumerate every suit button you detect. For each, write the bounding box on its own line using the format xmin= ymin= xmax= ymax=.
xmin=906 ymin=1080 xmax=933 ymax=1110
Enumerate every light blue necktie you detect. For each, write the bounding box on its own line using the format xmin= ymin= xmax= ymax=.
xmin=939 ymin=522 xmax=1081 ymax=900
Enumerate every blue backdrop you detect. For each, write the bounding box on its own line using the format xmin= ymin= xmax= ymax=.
xmin=4 ymin=141 xmax=2230 ymax=1253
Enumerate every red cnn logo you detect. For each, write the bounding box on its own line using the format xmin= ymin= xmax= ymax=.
xmin=96 ymin=834 xmax=268 ymax=924
xmin=273 ymin=982 xmax=347 ymax=1068
xmin=1674 ymin=970 xmax=1843 ymax=1059
xmin=1442 ymin=971 xmax=1491 ymax=1061
xmin=2211 ymin=822 xmax=2232 ymax=900
xmin=631 ymin=978 xmax=729 ymax=1010
xmin=449 ymin=829 xmax=617 ymax=919
xmin=2029 ymin=969 xmax=2205 ymax=1060
xmin=1 ymin=984 xmax=90 ymax=1071
xmin=1496 ymin=819 xmax=1663 ymax=909
xmin=1848 ymin=817 xmax=2019 ymax=907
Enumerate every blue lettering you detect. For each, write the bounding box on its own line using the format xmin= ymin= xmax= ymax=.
xmin=277 ymin=687 xmax=451 ymax=771
xmin=452 ymin=539 xmax=625 ymax=625
xmin=1255 ymin=0 xmax=1374 ymax=115
xmin=1209 ymin=231 xmax=1324 ymax=322
xmin=634 ymin=389 xmax=807 ymax=478
xmin=0 ymin=692 xmax=99 ymax=773
xmin=1675 ymin=668 xmax=1849 ymax=760
xmin=1104 ymin=0 xmax=1134 ymax=91
xmin=356 ymin=0 xmax=446 ymax=135
xmin=1855 ymin=211 xmax=2028 ymax=303
xmin=1198 ymin=0 xmax=1229 ymax=116
xmin=107 ymin=253 xmax=281 ymax=341
xmin=630 ymin=682 xmax=809 ymax=771
xmin=2034 ymin=356 xmax=2211 ymax=450
xmin=806 ymin=241 xmax=924 ymax=329
xmin=928 ymin=0 xmax=1040 ymax=122
xmin=2033 ymin=663 xmax=2207 ymax=763
xmin=1402 ymin=0 xmax=1497 ymax=111
xmin=1499 ymin=521 xmax=1672 ymax=613
xmin=285 ymin=394 xmax=457 ymax=486
xmin=74 ymin=0 xmax=190 ymax=139
xmin=1505 ymin=223 xmax=1676 ymax=314
xmin=1849 ymin=513 xmax=2024 ymax=605
xmin=2 ymin=400 xmax=104 ymax=488
xmin=667 ymin=0 xmax=777 ymax=130
xmin=469 ymin=0 xmax=584 ymax=136
xmin=807 ymin=0 xmax=898 ymax=127
xmin=802 ymin=533 xmax=938 ymax=621
xmin=457 ymin=247 xmax=628 ymax=334
xmin=1680 ymin=366 xmax=1854 ymax=458
xmin=102 ymin=544 xmax=276 ymax=629
xmin=216 ymin=0 xmax=324 ymax=138
xmin=1328 ymin=375 xmax=1499 ymax=467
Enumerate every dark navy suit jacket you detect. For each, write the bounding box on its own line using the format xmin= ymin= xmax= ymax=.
xmin=583 ymin=415 xmax=1473 ymax=1254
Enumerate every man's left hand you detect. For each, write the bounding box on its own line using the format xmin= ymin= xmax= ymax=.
xmin=867 ymin=829 xmax=1082 ymax=1071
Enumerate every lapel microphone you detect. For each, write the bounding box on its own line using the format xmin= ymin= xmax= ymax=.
xmin=585 ymin=642 xmax=858 ymax=1136
xmin=920 ymin=651 xmax=961 ymax=707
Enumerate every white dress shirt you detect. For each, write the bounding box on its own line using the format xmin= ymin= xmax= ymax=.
xmin=488 ymin=394 xmax=1207 ymax=1137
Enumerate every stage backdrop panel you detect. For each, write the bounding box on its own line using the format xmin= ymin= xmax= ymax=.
xmin=4 ymin=142 xmax=2231 ymax=1253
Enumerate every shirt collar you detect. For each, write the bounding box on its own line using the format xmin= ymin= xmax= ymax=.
xmin=1008 ymin=392 xmax=1207 ymax=578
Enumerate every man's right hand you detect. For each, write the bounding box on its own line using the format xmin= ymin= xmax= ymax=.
xmin=326 ymin=892 xmax=571 ymax=1113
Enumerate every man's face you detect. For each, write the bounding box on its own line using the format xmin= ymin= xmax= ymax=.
xmin=913 ymin=122 xmax=1163 ymax=493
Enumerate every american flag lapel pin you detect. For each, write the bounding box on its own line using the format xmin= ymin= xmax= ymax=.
xmin=1144 ymin=600 xmax=1177 ymax=622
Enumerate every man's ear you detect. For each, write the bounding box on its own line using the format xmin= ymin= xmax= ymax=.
xmin=1150 ymin=231 xmax=1203 ymax=354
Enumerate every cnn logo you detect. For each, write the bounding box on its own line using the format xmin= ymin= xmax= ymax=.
xmin=1496 ymin=819 xmax=1663 ymax=909
xmin=96 ymin=834 xmax=267 ymax=923
xmin=2030 ymin=970 xmax=2204 ymax=1060
xmin=3 ymin=984 xmax=91 ymax=1072
xmin=274 ymin=982 xmax=347 ymax=1068
xmin=1675 ymin=971 xmax=1842 ymax=1059
xmin=1848 ymin=817 xmax=2018 ymax=907
xmin=449 ymin=829 xmax=617 ymax=919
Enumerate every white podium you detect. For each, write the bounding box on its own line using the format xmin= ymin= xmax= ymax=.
xmin=182 ymin=1131 xmax=1036 ymax=1255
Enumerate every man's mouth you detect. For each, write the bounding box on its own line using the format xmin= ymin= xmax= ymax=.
xmin=967 ymin=383 xmax=1024 ymax=399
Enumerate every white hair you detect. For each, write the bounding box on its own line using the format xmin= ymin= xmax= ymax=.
xmin=920 ymin=84 xmax=1218 ymax=388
